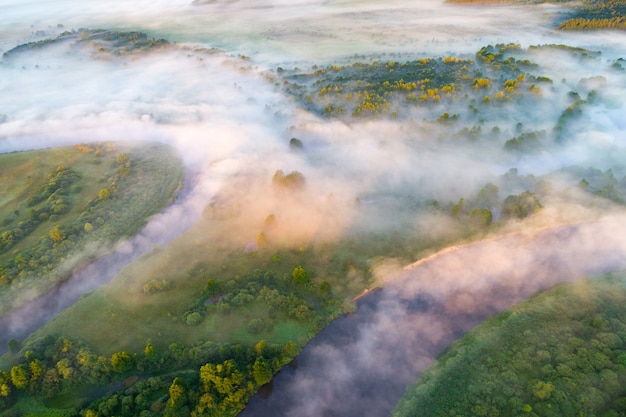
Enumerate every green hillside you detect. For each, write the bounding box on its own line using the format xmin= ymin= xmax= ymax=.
xmin=394 ymin=272 xmax=626 ymax=417
xmin=0 ymin=142 xmax=184 ymax=316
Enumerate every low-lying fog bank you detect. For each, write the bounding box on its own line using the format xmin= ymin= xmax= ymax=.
xmin=242 ymin=215 xmax=626 ymax=417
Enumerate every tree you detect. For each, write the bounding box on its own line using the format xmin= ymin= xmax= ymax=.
xmin=98 ymin=188 xmax=111 ymax=200
xmin=206 ymin=278 xmax=219 ymax=296
xmin=56 ymin=358 xmax=74 ymax=379
xmin=10 ymin=365 xmax=29 ymax=390
xmin=476 ymin=183 xmax=499 ymax=207
xmin=272 ymin=170 xmax=305 ymax=189
xmin=533 ymin=381 xmax=554 ymax=400
xmin=49 ymin=224 xmax=65 ymax=242
xmin=451 ymin=198 xmax=464 ymax=218
xmin=289 ymin=137 xmax=304 ymax=150
xmin=252 ymin=357 xmax=272 ymax=386
xmin=470 ymin=208 xmax=493 ymax=228
xmin=7 ymin=339 xmax=21 ymax=354
xmin=292 ymin=266 xmax=308 ymax=284
xmin=247 ymin=319 xmax=265 ymax=334
xmin=186 ymin=312 xmax=202 ymax=326
xmin=29 ymin=359 xmax=44 ymax=384
xmin=111 ymin=351 xmax=134 ymax=373
xmin=145 ymin=341 xmax=156 ymax=362
xmin=320 ymin=280 xmax=331 ymax=295
xmin=256 ymin=232 xmax=267 ymax=248
xmin=116 ymin=153 xmax=130 ymax=165
xmin=255 ymin=340 xmax=266 ymax=356
xmin=166 ymin=377 xmax=187 ymax=411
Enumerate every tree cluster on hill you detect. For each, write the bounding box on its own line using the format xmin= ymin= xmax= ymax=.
xmin=3 ymin=29 xmax=170 ymax=59
xmin=275 ymin=43 xmax=554 ymax=122
xmin=393 ymin=273 xmax=626 ymax=417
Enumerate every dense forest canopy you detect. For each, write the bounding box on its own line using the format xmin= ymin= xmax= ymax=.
xmin=394 ymin=272 xmax=626 ymax=417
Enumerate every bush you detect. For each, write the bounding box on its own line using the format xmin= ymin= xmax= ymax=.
xmin=185 ymin=312 xmax=202 ymax=326
xmin=247 ymin=318 xmax=265 ymax=334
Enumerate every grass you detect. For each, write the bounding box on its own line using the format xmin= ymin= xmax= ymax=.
xmin=0 ymin=142 xmax=184 ymax=316
xmin=0 ymin=395 xmax=75 ymax=417
xmin=33 ymin=171 xmax=476 ymax=356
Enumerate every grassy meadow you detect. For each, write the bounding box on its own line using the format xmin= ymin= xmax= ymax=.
xmin=0 ymin=142 xmax=184 ymax=316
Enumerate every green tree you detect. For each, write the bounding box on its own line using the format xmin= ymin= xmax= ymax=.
xmin=29 ymin=359 xmax=44 ymax=384
xmin=292 ymin=266 xmax=308 ymax=284
xmin=470 ymin=208 xmax=493 ymax=228
xmin=320 ymin=280 xmax=331 ymax=295
xmin=255 ymin=340 xmax=267 ymax=356
xmin=289 ymin=137 xmax=304 ymax=150
xmin=145 ymin=341 xmax=155 ymax=362
xmin=247 ymin=318 xmax=265 ymax=334
xmin=98 ymin=188 xmax=111 ymax=200
xmin=533 ymin=381 xmax=554 ymax=400
xmin=56 ymin=358 xmax=74 ymax=379
xmin=206 ymin=278 xmax=219 ymax=296
xmin=451 ymin=198 xmax=464 ymax=218
xmin=116 ymin=153 xmax=130 ymax=165
xmin=256 ymin=232 xmax=267 ymax=248
xmin=49 ymin=224 xmax=65 ymax=242
xmin=111 ymin=351 xmax=134 ymax=373
xmin=166 ymin=377 xmax=187 ymax=411
xmin=186 ymin=312 xmax=202 ymax=326
xmin=252 ymin=357 xmax=272 ymax=386
xmin=7 ymin=339 xmax=21 ymax=354
xmin=10 ymin=365 xmax=29 ymax=390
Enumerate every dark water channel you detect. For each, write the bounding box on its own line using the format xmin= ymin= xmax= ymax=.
xmin=0 ymin=172 xmax=200 ymax=355
xmin=241 ymin=219 xmax=626 ymax=417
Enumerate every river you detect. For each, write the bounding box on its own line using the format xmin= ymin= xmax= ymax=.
xmin=241 ymin=217 xmax=626 ymax=417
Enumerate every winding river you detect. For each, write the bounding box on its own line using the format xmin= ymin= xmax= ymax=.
xmin=241 ymin=216 xmax=626 ymax=417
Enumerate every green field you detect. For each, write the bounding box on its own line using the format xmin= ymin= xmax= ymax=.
xmin=0 ymin=142 xmax=184 ymax=316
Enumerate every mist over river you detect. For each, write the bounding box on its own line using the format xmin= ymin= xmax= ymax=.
xmin=242 ymin=217 xmax=626 ymax=417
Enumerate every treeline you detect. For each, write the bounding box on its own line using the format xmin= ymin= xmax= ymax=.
xmin=3 ymin=29 xmax=170 ymax=59
xmin=394 ymin=273 xmax=626 ymax=417
xmin=1 ymin=334 xmax=297 ymax=417
xmin=558 ymin=0 xmax=626 ymax=30
xmin=573 ymin=166 xmax=626 ymax=205
xmin=430 ymin=168 xmax=543 ymax=230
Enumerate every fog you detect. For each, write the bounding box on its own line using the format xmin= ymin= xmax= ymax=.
xmin=242 ymin=215 xmax=626 ymax=417
xmin=2 ymin=0 xmax=626 ymax=414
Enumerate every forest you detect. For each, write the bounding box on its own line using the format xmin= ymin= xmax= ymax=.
xmin=393 ymin=272 xmax=626 ymax=417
